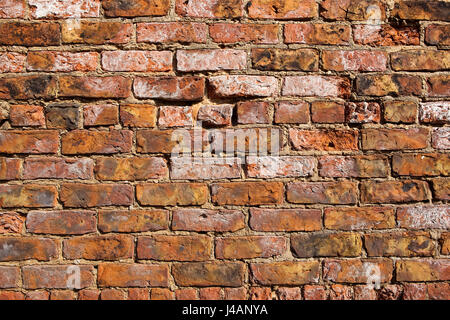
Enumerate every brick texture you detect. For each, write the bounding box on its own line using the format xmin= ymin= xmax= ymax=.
xmin=0 ymin=0 xmax=448 ymax=301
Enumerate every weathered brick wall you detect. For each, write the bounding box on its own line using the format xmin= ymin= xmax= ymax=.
xmin=0 ymin=0 xmax=449 ymax=300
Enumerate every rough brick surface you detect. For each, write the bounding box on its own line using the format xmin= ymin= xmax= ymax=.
xmin=0 ymin=0 xmax=448 ymax=301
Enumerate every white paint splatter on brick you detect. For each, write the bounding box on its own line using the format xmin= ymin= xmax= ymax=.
xmin=398 ymin=205 xmax=450 ymax=229
xmin=29 ymin=0 xmax=100 ymax=18
xmin=420 ymin=101 xmax=450 ymax=123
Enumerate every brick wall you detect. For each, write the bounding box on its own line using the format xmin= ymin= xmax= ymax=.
xmin=0 ymin=0 xmax=449 ymax=300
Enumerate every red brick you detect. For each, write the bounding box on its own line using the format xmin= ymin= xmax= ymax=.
xmin=136 ymin=130 xmax=190 ymax=154
xmin=432 ymin=128 xmax=450 ymax=149
xmin=23 ymin=265 xmax=95 ymax=289
xmin=0 ymin=266 xmax=20 ymax=288
xmin=287 ymin=181 xmax=357 ymax=204
xmin=210 ymin=23 xmax=279 ymax=44
xmin=278 ymin=287 xmax=301 ymax=300
xmin=426 ymin=24 xmax=450 ymax=45
xmin=137 ymin=22 xmax=207 ymax=43
xmin=137 ymin=235 xmax=212 ymax=261
xmin=26 ymin=210 xmax=96 ymax=235
xmin=324 ymin=207 xmax=396 ymax=230
xmin=275 ymin=101 xmax=309 ymax=124
xmin=362 ymin=128 xmax=429 ymax=150
xmin=170 ymin=157 xmax=241 ymax=180
xmin=402 ymin=283 xmax=428 ymax=300
xmin=319 ymin=155 xmax=388 ymax=178
xmin=215 ymin=236 xmax=287 ymax=259
xmin=251 ymin=261 xmax=319 ymax=285
xmin=50 ymin=290 xmax=76 ymax=300
xmin=248 ymin=0 xmax=317 ymax=19
xmin=23 ymin=157 xmax=94 ymax=180
xmin=397 ymin=205 xmax=449 ymax=230
xmin=396 ymin=259 xmax=450 ymax=282
xmin=137 ymin=183 xmax=207 ymax=206
xmin=177 ymin=49 xmax=246 ymax=72
xmin=197 ymin=104 xmax=233 ymax=127
xmin=420 ymin=101 xmax=449 ymax=123
xmin=211 ymin=182 xmax=283 ymax=205
xmin=60 ymin=183 xmax=133 ymax=207
xmin=353 ymin=24 xmax=420 ymax=46
xmin=103 ymin=0 xmax=169 ymax=17
xmin=151 ymin=288 xmax=174 ymax=300
xmin=45 ymin=103 xmax=79 ymax=130
xmin=27 ymin=51 xmax=98 ymax=72
xmin=0 ymin=22 xmax=60 ymax=46
xmin=101 ymin=289 xmax=125 ymax=300
xmin=172 ymin=262 xmax=245 ymax=287
xmin=291 ymin=233 xmax=362 ymax=257
xmin=249 ymin=287 xmax=272 ymax=300
xmin=427 ymin=75 xmax=450 ymax=97
xmin=330 ymin=284 xmax=353 ymax=300
xmin=365 ymin=231 xmax=434 ymax=257
xmin=0 ymin=185 xmax=57 ymax=208
xmin=83 ymin=104 xmax=118 ymax=127
xmin=0 ymin=212 xmax=24 ymax=234
xmin=252 ymin=48 xmax=319 ymax=71
xmin=0 ymin=291 xmax=24 ymax=300
xmin=354 ymin=285 xmax=378 ymax=300
xmin=10 ymin=105 xmax=45 ymax=127
xmin=102 ymin=51 xmax=172 ymax=72
xmin=247 ymin=156 xmax=315 ymax=178
xmin=311 ymin=101 xmax=345 ymax=123
xmin=159 ymin=106 xmax=193 ymax=128
xmin=25 ymin=291 xmax=50 ymax=300
xmin=0 ymin=0 xmax=25 ymax=18
xmin=62 ymin=21 xmax=131 ymax=44
xmin=285 ymin=23 xmax=350 ymax=45
xmin=98 ymin=209 xmax=168 ymax=233
xmin=176 ymin=288 xmax=198 ymax=300
xmin=249 ymin=208 xmax=322 ymax=232
xmin=320 ymin=0 xmax=386 ymax=21
xmin=427 ymin=283 xmax=450 ymax=300
xmin=59 ymin=76 xmax=131 ymax=98
xmin=199 ymin=288 xmax=221 ymax=300
xmin=237 ymin=101 xmax=271 ymax=124
xmin=283 ymin=76 xmax=350 ymax=97
xmin=392 ymin=1 xmax=450 ymax=21
xmin=290 ymin=129 xmax=358 ymax=151
xmin=172 ymin=209 xmax=245 ymax=232
xmin=383 ymin=100 xmax=417 ymax=123
xmin=356 ymin=74 xmax=422 ymax=96
xmin=432 ymin=178 xmax=449 ymax=200
xmin=224 ymin=288 xmax=246 ymax=300
xmin=95 ymin=157 xmax=168 ymax=181
xmin=120 ymin=104 xmax=157 ymax=128
xmin=63 ymin=235 xmax=133 ymax=260
xmin=361 ymin=180 xmax=430 ymax=204
xmin=29 ymin=0 xmax=100 ymax=18
xmin=392 ymin=50 xmax=450 ymax=71
xmin=0 ymin=237 xmax=57 ymax=261
xmin=0 ymin=75 xmax=57 ymax=99
xmin=176 ymin=0 xmax=243 ymax=18
xmin=323 ymin=258 xmax=393 ymax=283
xmin=62 ymin=130 xmax=132 ymax=154
xmin=304 ymin=285 xmax=327 ymax=300
xmin=98 ymin=263 xmax=169 ymax=287
xmin=323 ymin=50 xmax=387 ymax=71
xmin=134 ymin=77 xmax=204 ymax=101
xmin=393 ymin=153 xmax=449 ymax=176
xmin=209 ymin=75 xmax=278 ymax=98
xmin=0 ymin=158 xmax=21 ymax=180
xmin=128 ymin=288 xmax=149 ymax=301
xmin=345 ymin=102 xmax=381 ymax=123
xmin=0 ymin=53 xmax=25 ymax=73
